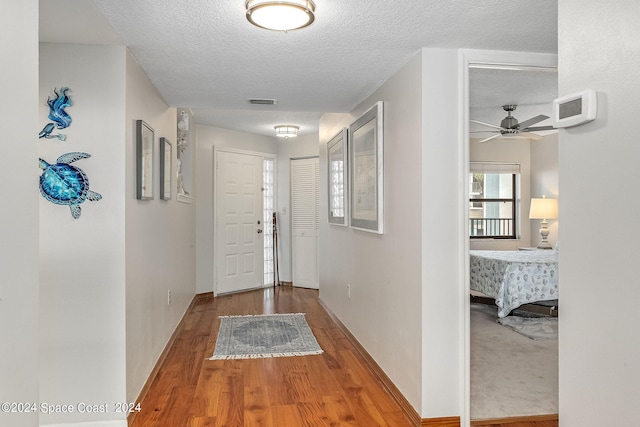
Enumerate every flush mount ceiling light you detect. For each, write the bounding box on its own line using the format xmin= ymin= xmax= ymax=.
xmin=274 ymin=125 xmax=299 ymax=138
xmin=245 ymin=0 xmax=316 ymax=32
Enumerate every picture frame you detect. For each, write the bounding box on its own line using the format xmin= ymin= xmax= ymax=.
xmin=349 ymin=101 xmax=383 ymax=234
xmin=159 ymin=137 xmax=172 ymax=200
xmin=136 ymin=120 xmax=154 ymax=200
xmin=327 ymin=128 xmax=348 ymax=225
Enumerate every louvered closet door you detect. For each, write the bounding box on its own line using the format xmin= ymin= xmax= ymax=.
xmin=291 ymin=157 xmax=319 ymax=289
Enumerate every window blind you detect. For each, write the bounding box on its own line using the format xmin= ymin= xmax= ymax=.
xmin=469 ymin=162 xmax=520 ymax=174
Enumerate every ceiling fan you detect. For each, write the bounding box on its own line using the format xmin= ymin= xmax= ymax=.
xmin=471 ymin=104 xmax=555 ymax=143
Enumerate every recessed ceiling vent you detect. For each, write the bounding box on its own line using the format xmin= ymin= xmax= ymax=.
xmin=247 ymin=98 xmax=277 ymax=105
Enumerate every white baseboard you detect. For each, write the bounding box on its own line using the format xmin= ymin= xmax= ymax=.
xmin=41 ymin=420 xmax=127 ymax=427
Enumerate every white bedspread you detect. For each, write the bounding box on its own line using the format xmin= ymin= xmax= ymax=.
xmin=470 ymin=250 xmax=558 ymax=317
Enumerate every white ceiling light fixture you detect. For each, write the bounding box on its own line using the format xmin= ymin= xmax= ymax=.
xmin=245 ymin=0 xmax=316 ymax=32
xmin=274 ymin=125 xmax=299 ymax=138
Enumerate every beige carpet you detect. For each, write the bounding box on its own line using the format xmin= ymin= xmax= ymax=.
xmin=471 ymin=303 xmax=558 ymax=419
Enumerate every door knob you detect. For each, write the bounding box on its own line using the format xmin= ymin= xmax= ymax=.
xmin=257 ymin=229 xmax=263 ymax=234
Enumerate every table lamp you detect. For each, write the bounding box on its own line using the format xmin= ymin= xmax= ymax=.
xmin=529 ymin=196 xmax=558 ymax=249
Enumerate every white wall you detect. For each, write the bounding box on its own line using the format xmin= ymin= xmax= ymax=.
xmin=419 ymin=48 xmax=461 ymax=417
xmin=319 ymin=52 xmax=424 ymax=413
xmin=124 ymin=50 xmax=196 ymax=405
xmin=530 ymin=133 xmax=558 ymax=248
xmin=319 ymin=49 xmax=462 ymax=419
xmin=276 ymin=133 xmax=319 ymax=282
xmin=195 ymin=125 xmax=278 ymax=294
xmin=39 ymin=43 xmax=127 ymax=425
xmin=558 ymin=1 xmax=640 ymax=424
xmin=0 ymin=2 xmax=39 ymax=426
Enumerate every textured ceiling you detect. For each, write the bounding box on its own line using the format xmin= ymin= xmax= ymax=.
xmin=40 ymin=0 xmax=558 ymax=137
xmin=470 ymin=67 xmax=558 ymax=135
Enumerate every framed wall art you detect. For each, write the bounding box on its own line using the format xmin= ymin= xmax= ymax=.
xmin=327 ymin=127 xmax=348 ymax=225
xmin=136 ymin=120 xmax=154 ymax=200
xmin=349 ymin=101 xmax=383 ymax=234
xmin=159 ymin=137 xmax=172 ymax=200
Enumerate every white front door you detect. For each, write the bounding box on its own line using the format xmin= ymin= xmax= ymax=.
xmin=215 ymin=150 xmax=264 ymax=294
xmin=291 ymin=157 xmax=319 ymax=289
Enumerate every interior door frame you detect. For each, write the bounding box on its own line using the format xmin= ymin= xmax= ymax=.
xmin=212 ymin=146 xmax=277 ymax=296
xmin=458 ymin=49 xmax=558 ymax=426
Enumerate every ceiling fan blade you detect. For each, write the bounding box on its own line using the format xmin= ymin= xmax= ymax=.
xmin=477 ymin=134 xmax=502 ymax=143
xmin=524 ymin=125 xmax=556 ymax=132
xmin=517 ymin=114 xmax=550 ymax=129
xmin=470 ymin=119 xmax=503 ymax=130
xmin=518 ymin=132 xmax=543 ymax=140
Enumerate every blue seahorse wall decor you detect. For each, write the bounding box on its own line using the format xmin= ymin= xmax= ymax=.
xmin=39 ymin=87 xmax=72 ymax=141
xmin=39 ymin=152 xmax=102 ymax=219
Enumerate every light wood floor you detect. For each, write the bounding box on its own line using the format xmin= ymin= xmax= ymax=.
xmin=130 ymin=286 xmax=557 ymax=427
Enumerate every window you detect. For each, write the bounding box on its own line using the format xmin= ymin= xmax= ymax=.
xmin=469 ymin=162 xmax=519 ymax=239
xmin=263 ymin=159 xmax=275 ymax=285
xmin=330 ymin=157 xmax=344 ymax=217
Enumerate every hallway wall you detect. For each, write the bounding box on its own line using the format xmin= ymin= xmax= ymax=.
xmin=39 ymin=43 xmax=128 ymax=425
xmin=319 ymin=51 xmax=425 ymax=413
xmin=0 ymin=2 xmax=40 ymax=426
xmin=124 ymin=50 xmax=196 ymax=406
xmin=38 ymin=43 xmax=196 ymax=425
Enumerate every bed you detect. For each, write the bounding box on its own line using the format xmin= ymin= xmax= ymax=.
xmin=470 ymin=249 xmax=558 ymax=317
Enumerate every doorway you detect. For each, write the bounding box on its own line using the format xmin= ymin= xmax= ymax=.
xmin=460 ymin=50 xmax=558 ymax=426
xmin=214 ymin=148 xmax=275 ymax=294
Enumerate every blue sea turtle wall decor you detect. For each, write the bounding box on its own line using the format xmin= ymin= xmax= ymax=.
xmin=39 ymin=87 xmax=72 ymax=141
xmin=39 ymin=152 xmax=102 ymax=219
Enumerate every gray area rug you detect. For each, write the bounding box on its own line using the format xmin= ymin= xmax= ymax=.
xmin=209 ymin=313 xmax=323 ymax=360
xmin=472 ymin=303 xmax=558 ymax=340
xmin=498 ymin=315 xmax=558 ymax=340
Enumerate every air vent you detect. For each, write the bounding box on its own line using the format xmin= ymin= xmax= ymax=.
xmin=247 ymin=98 xmax=277 ymax=105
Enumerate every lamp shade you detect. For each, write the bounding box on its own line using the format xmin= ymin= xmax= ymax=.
xmin=245 ymin=0 xmax=316 ymax=31
xmin=529 ymin=197 xmax=558 ymax=220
